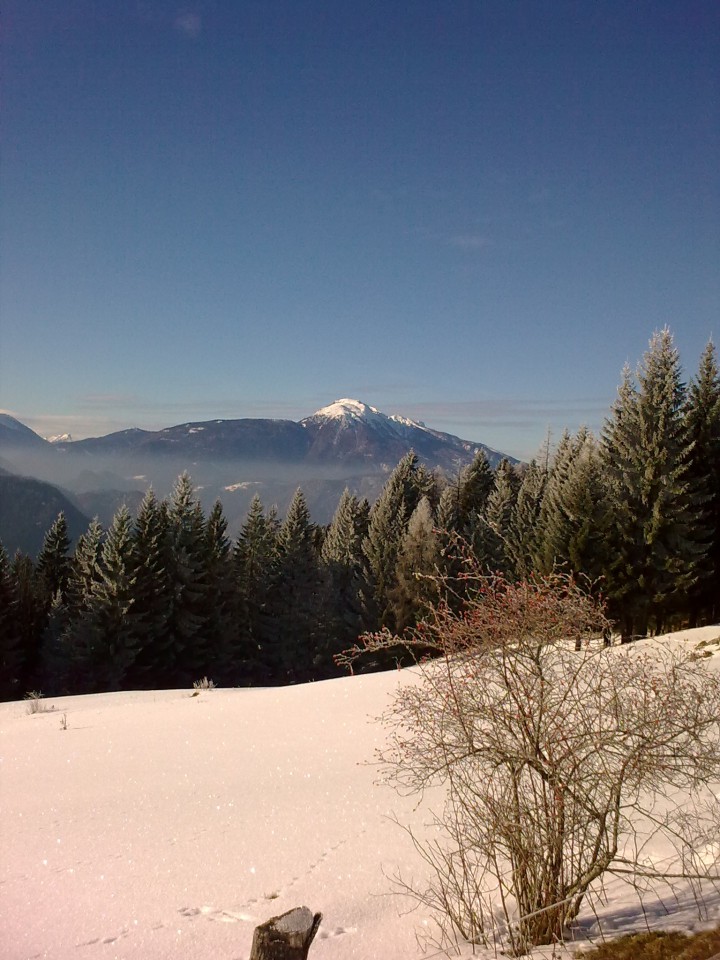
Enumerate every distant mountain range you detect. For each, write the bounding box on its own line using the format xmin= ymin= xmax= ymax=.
xmin=45 ymin=398 xmax=507 ymax=470
xmin=0 ymin=467 xmax=91 ymax=558
xmin=0 ymin=399 xmax=515 ymax=554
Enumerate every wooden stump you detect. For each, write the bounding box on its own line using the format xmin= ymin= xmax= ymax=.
xmin=249 ymin=906 xmax=322 ymax=960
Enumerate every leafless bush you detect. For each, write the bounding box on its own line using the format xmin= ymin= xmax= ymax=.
xmin=25 ymin=691 xmax=52 ymax=714
xmin=341 ymin=571 xmax=720 ymax=956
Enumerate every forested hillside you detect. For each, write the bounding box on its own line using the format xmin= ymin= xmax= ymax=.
xmin=1 ymin=330 xmax=718 ymax=701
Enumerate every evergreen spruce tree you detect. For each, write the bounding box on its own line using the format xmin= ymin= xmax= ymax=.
xmin=234 ymin=494 xmax=280 ymax=683
xmin=35 ymin=512 xmax=71 ymax=605
xmin=37 ymin=591 xmax=73 ymax=695
xmin=537 ymin=429 xmax=611 ymax=585
xmin=35 ymin=518 xmax=105 ymax=695
xmin=390 ymin=496 xmax=442 ymax=632
xmin=560 ymin=430 xmax=613 ymax=585
xmin=412 ymin=462 xmax=440 ymax=509
xmin=506 ymin=459 xmax=547 ymax=578
xmin=457 ymin=449 xmax=495 ymax=536
xmin=362 ymin=452 xmax=420 ymax=629
xmin=602 ymin=329 xmax=702 ymax=637
xmin=11 ymin=552 xmax=45 ymax=692
xmin=435 ymin=483 xmax=459 ymax=537
xmin=321 ymin=488 xmax=367 ymax=660
xmin=73 ymin=506 xmax=138 ymax=692
xmin=535 ymin=431 xmax=576 ymax=574
xmin=475 ymin=458 xmax=518 ymax=575
xmin=274 ymin=488 xmax=324 ymax=682
xmin=0 ymin=543 xmax=23 ymax=700
xmin=164 ymin=473 xmax=209 ymax=684
xmin=126 ymin=489 xmax=173 ymax=688
xmin=202 ymin=500 xmax=236 ymax=679
xmin=64 ymin=519 xmax=104 ymax=620
xmin=433 ymin=482 xmax=468 ymax=592
xmin=684 ymin=340 xmax=720 ymax=624
xmin=29 ymin=513 xmax=73 ymax=689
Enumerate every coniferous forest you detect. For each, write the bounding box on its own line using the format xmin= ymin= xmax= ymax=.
xmin=1 ymin=329 xmax=718 ymax=701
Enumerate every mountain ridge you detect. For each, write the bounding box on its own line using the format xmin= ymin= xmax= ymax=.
xmin=35 ymin=397 xmax=513 ymax=470
xmin=0 ymin=401 xmax=517 ymax=537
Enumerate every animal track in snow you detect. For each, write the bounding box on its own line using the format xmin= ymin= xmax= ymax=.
xmin=318 ymin=925 xmax=357 ymax=939
xmin=76 ymin=928 xmax=130 ymax=948
xmin=176 ymin=830 xmax=367 ymax=935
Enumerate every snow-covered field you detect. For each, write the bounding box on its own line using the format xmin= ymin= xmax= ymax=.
xmin=3 ymin=626 xmax=720 ymax=960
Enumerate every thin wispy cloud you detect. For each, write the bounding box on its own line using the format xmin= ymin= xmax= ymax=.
xmin=399 ymin=397 xmax=609 ymax=424
xmin=447 ymin=234 xmax=494 ymax=250
xmin=75 ymin=393 xmax=144 ymax=410
xmin=174 ymin=11 xmax=201 ymax=38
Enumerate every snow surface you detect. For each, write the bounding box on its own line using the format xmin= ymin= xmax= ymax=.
xmin=305 ymin=399 xmax=434 ymax=438
xmin=310 ymin=398 xmax=391 ymax=423
xmin=3 ymin=627 xmax=720 ymax=960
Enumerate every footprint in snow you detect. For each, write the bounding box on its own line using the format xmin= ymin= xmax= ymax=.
xmin=318 ymin=925 xmax=356 ymax=939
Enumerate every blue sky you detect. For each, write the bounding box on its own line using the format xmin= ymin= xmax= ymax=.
xmin=1 ymin=0 xmax=718 ymax=460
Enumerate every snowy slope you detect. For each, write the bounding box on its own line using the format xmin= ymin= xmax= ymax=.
xmin=2 ymin=627 xmax=719 ymax=960
xmin=301 ymin=398 xmax=509 ymax=468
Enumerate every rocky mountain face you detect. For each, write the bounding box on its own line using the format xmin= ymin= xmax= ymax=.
xmin=300 ymin=399 xmax=502 ymax=470
xmin=51 ymin=398 xmax=508 ymax=471
xmin=0 ymin=400 xmax=515 ymax=546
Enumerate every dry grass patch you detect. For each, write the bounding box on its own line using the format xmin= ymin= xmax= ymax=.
xmin=575 ymin=925 xmax=720 ymax=960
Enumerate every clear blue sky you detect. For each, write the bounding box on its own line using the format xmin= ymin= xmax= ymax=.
xmin=1 ymin=0 xmax=718 ymax=460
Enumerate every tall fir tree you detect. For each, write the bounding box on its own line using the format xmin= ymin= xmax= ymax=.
xmin=506 ymin=459 xmax=547 ymax=578
xmin=602 ymin=329 xmax=702 ymax=637
xmin=435 ymin=483 xmax=460 ymax=537
xmin=125 ymin=489 xmax=174 ymax=688
xmin=73 ymin=506 xmax=139 ymax=692
xmin=474 ymin=458 xmax=519 ymax=576
xmin=390 ymin=496 xmax=442 ymax=632
xmin=457 ymin=449 xmax=495 ymax=537
xmin=684 ymin=340 xmax=720 ymax=625
xmin=537 ymin=429 xmax=611 ymax=586
xmin=274 ymin=488 xmax=324 ymax=682
xmin=41 ymin=517 xmax=107 ymax=693
xmin=0 ymin=543 xmax=23 ymax=700
xmin=35 ymin=512 xmax=71 ymax=605
xmin=11 ymin=552 xmax=45 ymax=691
xmin=362 ymin=452 xmax=420 ymax=629
xmin=321 ymin=488 xmax=367 ymax=660
xmin=202 ymin=500 xmax=236 ymax=678
xmin=63 ymin=518 xmax=104 ymax=621
xmin=535 ymin=431 xmax=577 ymax=574
xmin=164 ymin=473 xmax=209 ymax=684
xmin=234 ymin=494 xmax=280 ymax=683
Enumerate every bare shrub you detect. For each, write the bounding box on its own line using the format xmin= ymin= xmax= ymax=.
xmin=25 ymin=691 xmax=51 ymax=715
xmin=192 ymin=677 xmax=216 ymax=691
xmin=341 ymin=570 xmax=720 ymax=956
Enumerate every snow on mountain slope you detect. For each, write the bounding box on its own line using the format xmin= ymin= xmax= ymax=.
xmin=301 ymin=398 xmax=509 ymax=468
xmin=304 ymin=398 xmax=432 ymax=436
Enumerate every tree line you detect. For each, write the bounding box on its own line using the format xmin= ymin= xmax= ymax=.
xmin=0 ymin=329 xmax=718 ymax=700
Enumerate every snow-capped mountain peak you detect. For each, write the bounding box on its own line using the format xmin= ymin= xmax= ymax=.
xmin=305 ymin=398 xmax=431 ymax=434
xmin=296 ymin=396 xmax=507 ymax=468
xmin=308 ymin=398 xmax=383 ymax=422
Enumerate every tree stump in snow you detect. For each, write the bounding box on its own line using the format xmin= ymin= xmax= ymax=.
xmin=249 ymin=906 xmax=322 ymax=960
